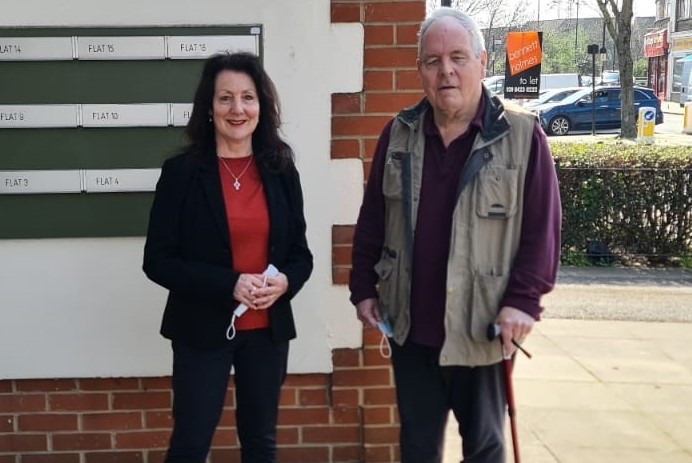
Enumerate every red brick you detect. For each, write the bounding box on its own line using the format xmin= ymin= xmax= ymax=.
xmin=363 ymin=138 xmax=380 ymax=159
xmin=299 ymin=389 xmax=329 ymax=406
xmin=365 ymin=25 xmax=394 ymax=45
xmin=209 ymin=449 xmax=240 ymax=462
xmin=364 ymin=47 xmax=418 ymax=68
xmin=0 ymin=381 xmax=12 ymax=393
xmin=365 ymin=2 xmax=425 ymax=22
xmin=332 ymin=388 xmax=360 ymax=407
xmin=332 ymin=405 xmax=361 ymax=424
xmin=364 ymin=444 xmax=393 ymax=462
xmin=279 ymin=387 xmax=297 ymax=407
xmin=22 ymin=453 xmax=80 ymax=463
xmin=0 ymin=415 xmax=13 ymax=432
xmin=363 ymin=348 xmax=394 ymax=366
xmin=147 ymin=449 xmax=167 ymax=463
xmin=331 ymin=139 xmax=361 ymax=159
xmin=363 ymin=387 xmax=397 ymax=405
xmin=53 ymin=433 xmax=111 ymax=451
xmin=50 ymin=394 xmax=109 ymax=412
xmin=277 ymin=426 xmax=299 ymax=445
xmin=79 ymin=378 xmax=139 ymax=391
xmin=84 ymin=451 xmax=144 ymax=463
xmin=222 ymin=390 xmax=236 ymax=408
xmin=303 ymin=425 xmax=360 ymax=443
xmin=396 ymin=69 xmax=422 ymax=90
xmin=210 ymin=428 xmax=237 ymax=447
xmin=332 ymin=115 xmax=393 ymax=137
xmin=365 ymin=92 xmax=422 ymax=113
xmin=333 ymin=444 xmax=362 ymax=462
xmin=397 ymin=23 xmax=421 ymax=45
xmin=16 ymin=379 xmax=76 ymax=392
xmin=365 ymin=70 xmax=394 ymax=91
xmin=331 ymin=3 xmax=361 ymax=23
xmin=0 ymin=456 xmax=13 ymax=463
xmin=364 ymin=425 xmax=399 ymax=444
xmin=332 ymin=225 xmax=355 ymax=246
xmin=278 ymin=446 xmax=330 ymax=463
xmin=140 ymin=378 xmax=171 ymax=391
xmin=332 ymin=349 xmax=361 ymax=368
xmin=18 ymin=413 xmax=78 ymax=431
xmin=333 ymin=246 xmax=353 ymax=266
xmin=144 ymin=411 xmax=172 ymax=429
xmin=333 ymin=94 xmax=361 ymax=114
xmin=0 ymin=395 xmax=46 ymax=413
xmin=217 ymin=409 xmax=236 ymax=427
xmin=112 ymin=392 xmax=170 ymax=410
xmin=333 ymin=368 xmax=391 ymax=387
xmin=333 ymin=266 xmax=351 ymax=286
xmin=363 ymin=406 xmax=394 ymax=424
xmin=83 ymin=412 xmax=142 ymax=431
xmin=283 ymin=374 xmax=329 ymax=387
xmin=364 ymin=327 xmax=384 ymax=345
xmin=114 ymin=431 xmax=170 ymax=449
xmin=278 ymin=407 xmax=330 ymax=425
xmin=0 ymin=433 xmax=47 ymax=452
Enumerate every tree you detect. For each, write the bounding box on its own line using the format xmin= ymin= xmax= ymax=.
xmin=593 ymin=0 xmax=636 ymax=138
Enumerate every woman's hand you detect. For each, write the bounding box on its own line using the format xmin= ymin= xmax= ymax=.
xmin=250 ymin=272 xmax=289 ymax=310
xmin=233 ymin=273 xmax=265 ymax=309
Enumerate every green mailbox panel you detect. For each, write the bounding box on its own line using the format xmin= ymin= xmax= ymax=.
xmin=0 ymin=26 xmax=262 ymax=239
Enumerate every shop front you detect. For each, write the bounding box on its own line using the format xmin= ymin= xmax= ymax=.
xmin=644 ymin=29 xmax=668 ymax=99
xmin=669 ymin=34 xmax=692 ymax=104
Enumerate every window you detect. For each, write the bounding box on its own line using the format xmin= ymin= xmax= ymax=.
xmin=678 ymin=0 xmax=692 ymax=19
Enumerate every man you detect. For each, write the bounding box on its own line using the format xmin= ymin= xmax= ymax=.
xmin=349 ymin=7 xmax=561 ymax=463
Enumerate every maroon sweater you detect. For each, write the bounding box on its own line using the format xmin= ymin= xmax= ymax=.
xmin=349 ymin=98 xmax=562 ymax=348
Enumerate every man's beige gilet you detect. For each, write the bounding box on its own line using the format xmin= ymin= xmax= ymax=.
xmin=376 ymin=98 xmax=536 ymax=366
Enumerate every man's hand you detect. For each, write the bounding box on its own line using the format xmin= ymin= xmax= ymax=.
xmin=496 ymin=306 xmax=535 ymax=356
xmin=355 ymin=298 xmax=381 ymax=329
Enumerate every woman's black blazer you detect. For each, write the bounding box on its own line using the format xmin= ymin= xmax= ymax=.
xmin=143 ymin=151 xmax=313 ymax=349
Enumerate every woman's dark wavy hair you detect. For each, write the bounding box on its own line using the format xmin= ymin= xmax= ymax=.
xmin=185 ymin=52 xmax=294 ymax=172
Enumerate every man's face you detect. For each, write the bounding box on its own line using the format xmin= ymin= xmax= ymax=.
xmin=418 ymin=17 xmax=487 ymax=117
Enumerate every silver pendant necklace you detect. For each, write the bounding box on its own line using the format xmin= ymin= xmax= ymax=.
xmin=220 ymin=155 xmax=253 ymax=191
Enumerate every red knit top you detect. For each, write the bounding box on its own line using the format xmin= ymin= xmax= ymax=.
xmin=219 ymin=156 xmax=271 ymax=330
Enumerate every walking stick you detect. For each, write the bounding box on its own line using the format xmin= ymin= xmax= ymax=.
xmin=487 ymin=324 xmax=531 ymax=463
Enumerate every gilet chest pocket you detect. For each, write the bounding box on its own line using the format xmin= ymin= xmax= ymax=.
xmin=475 ymin=167 xmax=518 ymax=219
xmin=382 ymin=151 xmax=405 ymax=199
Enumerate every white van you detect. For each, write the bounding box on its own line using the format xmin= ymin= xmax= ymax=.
xmin=540 ymin=73 xmax=581 ymax=90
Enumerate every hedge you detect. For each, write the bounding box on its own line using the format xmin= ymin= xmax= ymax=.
xmin=549 ymin=141 xmax=692 ymax=266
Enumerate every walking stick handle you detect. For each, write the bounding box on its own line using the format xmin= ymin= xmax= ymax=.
xmin=486 ymin=323 xmax=532 ymax=359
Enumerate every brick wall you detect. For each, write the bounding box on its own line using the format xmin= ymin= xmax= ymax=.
xmin=0 ymin=1 xmax=425 ymax=461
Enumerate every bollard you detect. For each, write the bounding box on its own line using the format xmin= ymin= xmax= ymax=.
xmin=684 ymin=102 xmax=692 ymax=135
xmin=637 ymin=107 xmax=656 ymax=144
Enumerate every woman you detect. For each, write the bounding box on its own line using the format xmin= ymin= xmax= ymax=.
xmin=143 ymin=52 xmax=313 ymax=463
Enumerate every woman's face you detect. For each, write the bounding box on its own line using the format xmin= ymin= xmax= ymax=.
xmin=211 ymin=70 xmax=260 ymax=147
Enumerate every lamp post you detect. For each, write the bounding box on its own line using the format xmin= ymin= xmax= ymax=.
xmin=574 ymin=0 xmax=580 ymax=67
xmin=587 ymin=44 xmax=599 ymax=135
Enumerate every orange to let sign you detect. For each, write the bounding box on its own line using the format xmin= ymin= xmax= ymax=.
xmin=506 ymin=32 xmax=542 ymax=76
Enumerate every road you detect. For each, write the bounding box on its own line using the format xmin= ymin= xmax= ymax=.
xmin=545 ymin=110 xmax=690 ymax=144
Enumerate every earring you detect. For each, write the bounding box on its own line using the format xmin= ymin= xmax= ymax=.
xmin=209 ymin=115 xmax=213 ymax=123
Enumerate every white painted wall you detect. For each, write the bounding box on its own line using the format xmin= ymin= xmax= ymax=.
xmin=0 ymin=0 xmax=364 ymax=379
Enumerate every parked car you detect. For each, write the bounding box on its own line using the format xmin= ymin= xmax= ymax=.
xmin=524 ymin=87 xmax=582 ymax=111
xmin=537 ymin=85 xmax=664 ymax=136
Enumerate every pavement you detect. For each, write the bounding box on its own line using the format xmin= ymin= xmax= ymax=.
xmin=443 ymin=267 xmax=692 ymax=463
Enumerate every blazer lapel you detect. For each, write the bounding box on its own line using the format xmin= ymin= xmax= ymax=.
xmin=199 ymin=155 xmax=231 ymax=247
